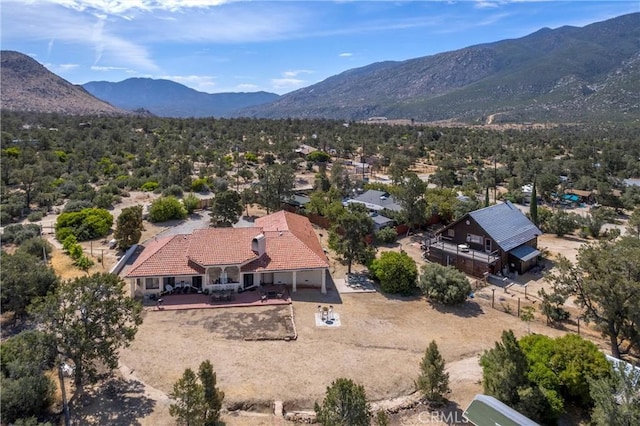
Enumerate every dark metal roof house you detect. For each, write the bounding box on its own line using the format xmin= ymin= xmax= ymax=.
xmin=426 ymin=201 xmax=542 ymax=277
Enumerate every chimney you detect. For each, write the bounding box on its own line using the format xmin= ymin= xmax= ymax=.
xmin=251 ymin=234 xmax=266 ymax=257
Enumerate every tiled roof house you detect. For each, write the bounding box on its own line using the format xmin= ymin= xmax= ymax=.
xmin=125 ymin=210 xmax=329 ymax=297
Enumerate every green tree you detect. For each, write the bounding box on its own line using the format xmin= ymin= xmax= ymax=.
xmin=520 ymin=306 xmax=535 ymax=334
xmin=418 ymin=263 xmax=471 ymax=305
xmin=519 ymin=333 xmax=610 ymax=407
xmin=545 ymin=209 xmax=580 ymax=237
xmin=29 ymin=273 xmax=143 ymax=397
xmin=529 ymin=179 xmax=538 ymax=226
xmin=148 ymin=196 xmax=187 ymax=223
xmin=257 ymin=163 xmax=295 ymax=213
xmin=0 ymin=331 xmax=57 ymax=425
xmin=210 ymin=190 xmax=243 ymax=227
xmin=547 ymin=237 xmax=640 ymax=358
xmin=415 ymin=340 xmax=450 ymax=406
xmin=15 ymin=236 xmax=52 ymax=259
xmin=328 ymin=203 xmax=375 ymax=274
xmin=396 ymin=172 xmax=428 ymax=234
xmin=198 ymin=360 xmax=225 ymax=426
xmin=590 ymin=360 xmax=640 ymax=426
xmin=169 ymin=368 xmax=207 ymax=426
xmin=626 ymin=206 xmax=640 ymax=238
xmin=369 ymin=251 xmax=417 ymax=295
xmin=480 ymin=330 xmax=529 ymax=407
xmin=182 ymin=193 xmax=200 ymax=214
xmin=314 ymin=378 xmax=371 ymax=426
xmin=0 ymin=251 xmax=58 ymax=321
xmin=537 ymin=287 xmax=569 ymax=325
xmin=55 ymin=207 xmax=113 ymax=241
xmin=113 ymin=205 xmax=143 ymax=250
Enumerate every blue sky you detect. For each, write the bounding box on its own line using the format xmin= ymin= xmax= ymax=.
xmin=2 ymin=1 xmax=637 ymax=95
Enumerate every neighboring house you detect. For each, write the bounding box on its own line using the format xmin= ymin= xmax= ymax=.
xmin=369 ymin=212 xmax=395 ymax=231
xmin=125 ymin=210 xmax=329 ymax=298
xmin=282 ymin=194 xmax=311 ymax=213
xmin=463 ymin=394 xmax=539 ymax=426
xmin=426 ymin=201 xmax=542 ymax=277
xmin=623 ymin=178 xmax=640 ymax=187
xmin=563 ymin=189 xmax=596 ymax=205
xmin=344 ymin=189 xmax=402 ymax=212
xmin=294 ymin=144 xmax=317 ymax=156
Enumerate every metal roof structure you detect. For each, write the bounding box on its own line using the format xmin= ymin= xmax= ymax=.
xmin=469 ymin=201 xmax=542 ymax=252
xmin=463 ymin=394 xmax=540 ymax=426
xmin=345 ymin=189 xmax=402 ymax=212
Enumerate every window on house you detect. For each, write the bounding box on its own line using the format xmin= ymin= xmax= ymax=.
xmin=447 ymin=229 xmax=455 ymax=237
xmin=145 ymin=277 xmax=160 ymax=290
xmin=467 ymin=234 xmax=483 ymax=244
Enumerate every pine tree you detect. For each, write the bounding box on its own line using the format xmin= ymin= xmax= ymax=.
xmin=169 ymin=368 xmax=207 ymax=426
xmin=198 ymin=360 xmax=225 ymax=426
xmin=314 ymin=378 xmax=371 ymax=426
xmin=415 ymin=340 xmax=450 ymax=406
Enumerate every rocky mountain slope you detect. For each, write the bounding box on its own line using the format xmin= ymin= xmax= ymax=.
xmin=83 ymin=78 xmax=280 ymax=118
xmin=239 ymin=13 xmax=640 ymax=124
xmin=0 ymin=51 xmax=128 ymax=116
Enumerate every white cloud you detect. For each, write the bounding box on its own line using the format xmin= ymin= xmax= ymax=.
xmin=271 ymin=78 xmax=306 ymax=90
xmin=91 ymin=65 xmax=129 ymax=71
xmin=282 ymin=70 xmax=313 ymax=78
xmin=47 ymin=0 xmax=233 ymax=15
xmin=159 ymin=74 xmax=218 ymax=92
xmin=339 ymin=52 xmax=353 ymax=57
xmin=2 ymin=1 xmax=160 ymax=72
xmin=474 ymin=1 xmax=500 ymax=9
xmin=57 ymin=63 xmax=80 ymax=70
xmin=236 ymin=83 xmax=259 ymax=91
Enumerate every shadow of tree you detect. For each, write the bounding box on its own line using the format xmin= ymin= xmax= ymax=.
xmin=430 ymin=300 xmax=484 ymax=318
xmin=71 ymin=377 xmax=156 ymax=426
xmin=432 ymin=400 xmax=469 ymax=425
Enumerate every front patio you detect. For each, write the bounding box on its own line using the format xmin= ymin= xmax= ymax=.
xmin=145 ymin=286 xmax=292 ymax=311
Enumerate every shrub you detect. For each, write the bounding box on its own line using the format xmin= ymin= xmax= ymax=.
xmin=191 ymin=178 xmax=210 ymax=193
xmin=162 ymin=184 xmax=184 ymax=197
xmin=418 ymin=263 xmax=471 ymax=305
xmin=63 ymin=199 xmax=93 ymax=213
xmin=182 ymin=193 xmax=200 ymax=214
xmin=27 ymin=211 xmax=44 ymax=222
xmin=1 ymin=224 xmax=42 ymax=245
xmin=16 ymin=238 xmax=53 ymax=259
xmin=370 ymin=251 xmax=417 ymax=295
xmin=148 ymin=196 xmax=187 ymax=223
xmin=140 ymin=181 xmax=159 ymax=192
xmin=55 ymin=208 xmax=113 ymax=241
xmin=374 ymin=227 xmax=397 ymax=244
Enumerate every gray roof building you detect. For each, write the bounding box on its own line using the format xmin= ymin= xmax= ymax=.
xmin=469 ymin=201 xmax=542 ymax=252
xmin=345 ymin=190 xmax=402 ymax=212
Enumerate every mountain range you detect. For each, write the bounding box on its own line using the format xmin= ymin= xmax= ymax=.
xmin=82 ymin=78 xmax=279 ymax=118
xmin=240 ymin=12 xmax=640 ymax=123
xmin=0 ymin=50 xmax=128 ymax=116
xmin=1 ymin=12 xmax=638 ymax=123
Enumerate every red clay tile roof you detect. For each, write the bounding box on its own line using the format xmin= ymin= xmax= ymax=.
xmin=125 ymin=235 xmax=205 ymax=278
xmin=187 ymin=227 xmax=260 ymax=266
xmin=125 ymin=211 xmax=327 ymax=278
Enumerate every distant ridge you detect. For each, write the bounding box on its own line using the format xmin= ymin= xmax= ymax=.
xmin=83 ymin=78 xmax=280 ymax=118
xmin=239 ymin=13 xmax=640 ymax=124
xmin=0 ymin=51 xmax=129 ymax=116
